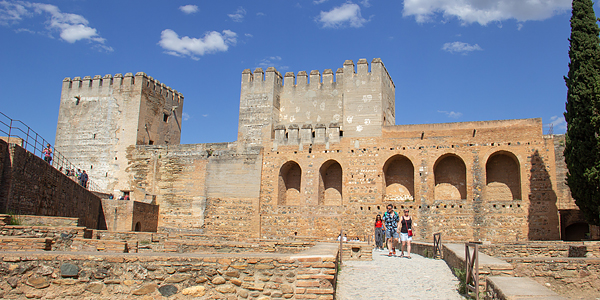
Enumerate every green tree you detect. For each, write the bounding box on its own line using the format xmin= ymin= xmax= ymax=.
xmin=564 ymin=0 xmax=600 ymax=226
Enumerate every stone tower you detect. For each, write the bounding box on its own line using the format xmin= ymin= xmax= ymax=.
xmin=237 ymin=58 xmax=395 ymax=149
xmin=54 ymin=72 xmax=184 ymax=194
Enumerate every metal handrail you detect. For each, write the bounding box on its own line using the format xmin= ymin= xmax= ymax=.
xmin=0 ymin=111 xmax=101 ymax=192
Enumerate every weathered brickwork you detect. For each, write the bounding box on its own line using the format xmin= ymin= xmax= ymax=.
xmin=101 ymin=199 xmax=159 ymax=232
xmin=0 ymin=141 xmax=103 ymax=229
xmin=506 ymin=257 xmax=600 ymax=299
xmin=257 ymin=118 xmax=561 ymax=242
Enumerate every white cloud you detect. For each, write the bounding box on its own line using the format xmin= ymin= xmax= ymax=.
xmin=437 ymin=110 xmax=463 ymax=118
xmin=403 ymin=0 xmax=571 ymax=25
xmin=179 ymin=5 xmax=198 ymax=14
xmin=245 ymin=33 xmax=253 ymax=38
xmin=314 ymin=0 xmax=328 ymax=4
xmin=548 ymin=115 xmax=567 ymax=132
xmin=442 ymin=41 xmax=482 ymax=54
xmin=182 ymin=112 xmax=190 ymax=121
xmin=158 ymin=29 xmax=237 ymax=60
xmin=228 ymin=7 xmax=246 ymax=22
xmin=360 ymin=0 xmax=371 ymax=8
xmin=317 ymin=2 xmax=367 ymax=28
xmin=256 ymin=12 xmax=265 ymax=16
xmin=0 ymin=1 xmax=111 ymax=50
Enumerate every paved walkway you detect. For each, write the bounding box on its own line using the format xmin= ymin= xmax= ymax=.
xmin=336 ymin=249 xmax=465 ymax=300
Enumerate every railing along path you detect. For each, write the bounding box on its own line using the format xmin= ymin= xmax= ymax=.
xmin=0 ymin=111 xmax=101 ymax=192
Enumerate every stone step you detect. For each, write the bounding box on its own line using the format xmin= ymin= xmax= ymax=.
xmin=0 ymin=237 xmax=52 ymax=251
xmin=71 ymin=238 xmax=131 ymax=253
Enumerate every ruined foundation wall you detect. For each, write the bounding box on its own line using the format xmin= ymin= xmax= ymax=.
xmin=0 ymin=141 xmax=102 ymax=229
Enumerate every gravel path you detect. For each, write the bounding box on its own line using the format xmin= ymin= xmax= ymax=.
xmin=336 ymin=249 xmax=465 ymax=300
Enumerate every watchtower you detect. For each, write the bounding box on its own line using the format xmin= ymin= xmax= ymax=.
xmin=237 ymin=58 xmax=395 ymax=149
xmin=55 ymin=72 xmax=184 ymax=194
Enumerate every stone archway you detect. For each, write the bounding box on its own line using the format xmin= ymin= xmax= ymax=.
xmin=485 ymin=151 xmax=521 ymax=200
xmin=278 ymin=161 xmax=302 ymax=205
xmin=434 ymin=154 xmax=466 ymax=200
xmin=319 ymin=160 xmax=342 ymax=206
xmin=383 ymin=155 xmax=414 ymax=201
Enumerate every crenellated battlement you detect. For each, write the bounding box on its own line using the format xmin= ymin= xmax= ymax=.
xmin=238 ymin=58 xmax=396 ymax=147
xmin=273 ymin=122 xmax=341 ymax=148
xmin=241 ymin=58 xmax=394 ymax=89
xmin=62 ymin=72 xmax=184 ymax=103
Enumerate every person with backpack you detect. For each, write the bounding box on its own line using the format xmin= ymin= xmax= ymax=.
xmin=382 ymin=204 xmax=400 ymax=256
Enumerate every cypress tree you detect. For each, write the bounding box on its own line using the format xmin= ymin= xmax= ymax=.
xmin=564 ymin=0 xmax=600 ymax=226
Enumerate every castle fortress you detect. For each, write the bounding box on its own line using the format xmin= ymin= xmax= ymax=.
xmin=55 ymin=58 xmax=593 ymax=242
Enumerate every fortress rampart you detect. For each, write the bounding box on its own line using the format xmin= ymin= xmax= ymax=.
xmin=50 ymin=58 xmax=595 ymax=242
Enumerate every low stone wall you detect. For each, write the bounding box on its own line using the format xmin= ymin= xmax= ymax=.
xmin=340 ymin=242 xmax=373 ymax=261
xmin=71 ymin=238 xmax=131 ymax=253
xmin=16 ymin=215 xmax=79 ymax=227
xmin=0 ymin=142 xmax=104 ymax=229
xmin=485 ymin=276 xmax=564 ymax=300
xmin=0 ymin=237 xmax=51 ymax=251
xmin=0 ymin=225 xmax=87 ymax=251
xmin=0 ymin=243 xmax=339 ymax=299
xmin=479 ymin=241 xmax=600 ymax=258
xmin=505 ymin=257 xmax=600 ymax=298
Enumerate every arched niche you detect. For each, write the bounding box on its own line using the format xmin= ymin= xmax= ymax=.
xmin=319 ymin=160 xmax=342 ymax=206
xmin=434 ymin=154 xmax=467 ymax=200
xmin=278 ymin=161 xmax=302 ymax=205
xmin=383 ymin=155 xmax=414 ymax=201
xmin=485 ymin=151 xmax=521 ymax=200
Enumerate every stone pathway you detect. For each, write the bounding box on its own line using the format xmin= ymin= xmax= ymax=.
xmin=336 ymin=249 xmax=465 ymax=300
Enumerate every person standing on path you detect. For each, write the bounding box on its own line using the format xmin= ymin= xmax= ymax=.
xmin=374 ymin=214 xmax=384 ymax=250
xmin=79 ymin=170 xmax=88 ymax=188
xmin=42 ymin=143 xmax=52 ymax=164
xmin=382 ymin=204 xmax=399 ymax=256
xmin=400 ymin=209 xmax=414 ymax=258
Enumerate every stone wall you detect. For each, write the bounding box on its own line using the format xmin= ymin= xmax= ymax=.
xmin=506 ymin=257 xmax=600 ymax=298
xmin=0 ymin=142 xmax=104 ymax=229
xmin=479 ymin=241 xmax=600 ymax=258
xmin=0 ymin=244 xmax=338 ymax=299
xmin=257 ymin=118 xmax=561 ymax=242
xmin=126 ymin=143 xmax=263 ymax=234
xmin=101 ymin=199 xmax=159 ymax=232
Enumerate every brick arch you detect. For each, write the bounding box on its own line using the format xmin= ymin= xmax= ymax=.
xmin=383 ymin=154 xmax=414 ymax=201
xmin=278 ymin=161 xmax=302 ymax=206
xmin=434 ymin=154 xmax=467 ymax=200
xmin=485 ymin=151 xmax=521 ymax=200
xmin=319 ymin=160 xmax=342 ymax=206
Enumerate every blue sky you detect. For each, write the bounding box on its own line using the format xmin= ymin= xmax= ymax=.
xmin=0 ymin=0 xmax=582 ymax=145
